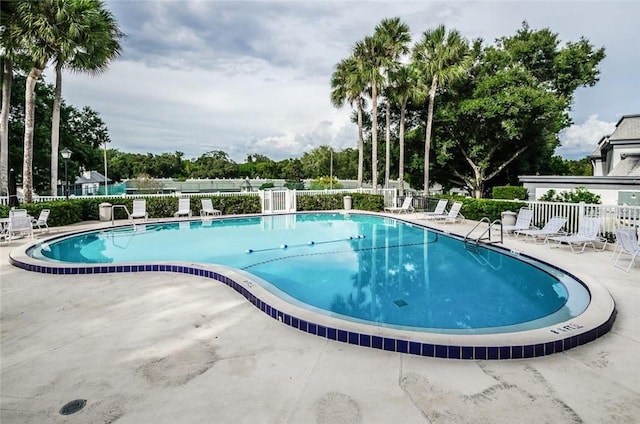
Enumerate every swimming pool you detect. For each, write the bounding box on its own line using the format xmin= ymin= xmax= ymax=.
xmin=13 ymin=213 xmax=615 ymax=359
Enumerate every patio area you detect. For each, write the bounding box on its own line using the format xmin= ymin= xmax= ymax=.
xmin=1 ymin=215 xmax=639 ymax=423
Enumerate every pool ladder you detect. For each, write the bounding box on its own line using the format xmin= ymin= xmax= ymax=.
xmin=463 ymin=218 xmax=504 ymax=270
xmin=464 ymin=217 xmax=503 ymax=248
xmin=111 ymin=205 xmax=139 ymax=230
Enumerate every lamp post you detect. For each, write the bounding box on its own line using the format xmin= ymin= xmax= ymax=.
xmin=103 ymin=141 xmax=108 ymax=195
xmin=60 ymin=147 xmax=72 ymax=199
xmin=330 ymin=148 xmax=333 ymax=190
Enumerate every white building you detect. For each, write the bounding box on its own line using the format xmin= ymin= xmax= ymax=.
xmin=71 ymin=170 xmax=111 ymax=196
xmin=591 ymin=114 xmax=640 ymax=177
xmin=520 ymin=114 xmax=640 ymax=205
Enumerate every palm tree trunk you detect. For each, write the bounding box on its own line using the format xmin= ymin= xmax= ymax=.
xmin=356 ymin=99 xmax=364 ymax=188
xmin=371 ymin=83 xmax=378 ymax=193
xmin=22 ymin=67 xmax=42 ymax=204
xmin=0 ymin=59 xmax=12 ymax=197
xmin=50 ymin=62 xmax=63 ymax=196
xmin=423 ymin=75 xmax=438 ymax=193
xmin=384 ymin=100 xmax=390 ymax=188
xmin=398 ymin=101 xmax=406 ymax=197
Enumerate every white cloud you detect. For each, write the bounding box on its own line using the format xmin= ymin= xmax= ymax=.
xmin=44 ymin=1 xmax=640 ymax=163
xmin=557 ymin=115 xmax=617 ymax=159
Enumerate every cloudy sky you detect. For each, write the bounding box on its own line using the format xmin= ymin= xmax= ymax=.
xmin=48 ymin=0 xmax=640 ymax=161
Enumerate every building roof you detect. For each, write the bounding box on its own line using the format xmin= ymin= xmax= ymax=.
xmin=590 ymin=136 xmax=606 ymax=158
xmin=608 ymin=154 xmax=640 ymax=177
xmin=75 ymin=170 xmax=112 ymax=184
xmin=609 ymin=114 xmax=640 ymax=142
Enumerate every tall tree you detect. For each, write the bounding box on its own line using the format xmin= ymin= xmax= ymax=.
xmin=47 ymin=0 xmax=123 ymax=195
xmin=434 ymin=24 xmax=605 ymax=197
xmin=0 ymin=0 xmax=22 ymax=198
xmin=191 ymin=150 xmax=239 ymax=179
xmin=12 ymin=0 xmax=62 ymax=202
xmin=412 ymin=25 xmax=471 ymax=192
xmin=354 ymin=35 xmax=388 ymax=192
xmin=301 ymin=145 xmax=334 ymax=178
xmin=330 ymin=56 xmax=367 ymax=187
xmin=438 ymin=66 xmax=566 ymax=197
xmin=374 ymin=17 xmax=410 ymax=189
xmin=5 ymin=72 xmax=112 ymax=193
xmin=387 ymin=64 xmax=420 ymax=196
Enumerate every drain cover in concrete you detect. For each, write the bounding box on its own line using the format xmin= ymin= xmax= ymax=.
xmin=59 ymin=399 xmax=86 ymax=415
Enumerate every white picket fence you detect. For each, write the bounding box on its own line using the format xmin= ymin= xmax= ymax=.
xmin=261 ymin=190 xmax=296 ymax=214
xmin=0 ymin=188 xmax=393 ymax=215
xmin=262 ymin=188 xmax=396 ymax=214
xmin=2 ymin=191 xmax=638 ymax=238
xmin=521 ymin=200 xmax=640 ymax=239
xmin=0 ymin=191 xmax=260 ymax=206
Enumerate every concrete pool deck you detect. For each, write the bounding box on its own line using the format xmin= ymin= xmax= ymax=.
xmin=1 ymin=215 xmax=639 ymax=423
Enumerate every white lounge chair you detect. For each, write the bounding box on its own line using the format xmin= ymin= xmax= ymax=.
xmin=384 ymin=196 xmax=414 ymax=214
xmin=130 ymin=199 xmax=148 ymax=221
xmin=503 ymin=207 xmax=533 ymax=236
xmin=613 ymin=228 xmax=640 ymax=272
xmin=31 ymin=209 xmax=50 ymax=231
xmin=422 ymin=199 xmax=448 ymax=218
xmin=515 ymin=216 xmax=567 ymax=244
xmin=548 ymin=216 xmax=607 ymax=253
xmin=424 ymin=201 xmax=464 ymax=224
xmin=7 ymin=209 xmax=33 ymax=241
xmin=174 ymin=198 xmax=192 ymax=218
xmin=200 ymin=198 xmax=222 ymax=217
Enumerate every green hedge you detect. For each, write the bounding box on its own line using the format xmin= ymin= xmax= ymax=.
xmin=433 ymin=196 xmax=527 ymax=221
xmin=0 ymin=200 xmax=84 ymax=227
xmin=0 ymin=195 xmax=261 ymax=226
xmin=458 ymin=198 xmax=527 ymax=221
xmin=297 ymin=193 xmax=384 ymax=212
xmin=492 ymin=185 xmax=528 ymax=200
xmin=2 ymin=194 xmax=526 ymax=226
xmin=0 ymin=193 xmax=384 ymax=227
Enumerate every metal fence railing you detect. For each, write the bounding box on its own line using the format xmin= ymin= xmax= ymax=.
xmin=3 ymin=192 xmax=638 ymax=240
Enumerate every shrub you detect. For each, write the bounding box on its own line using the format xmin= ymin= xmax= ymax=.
xmin=1 ymin=192 xmax=381 ymax=226
xmin=351 ymin=193 xmax=384 ymax=211
xmin=539 ymin=187 xmax=601 ymax=204
xmin=456 ymin=198 xmax=527 ymax=221
xmin=284 ymin=180 xmax=305 ymax=190
xmin=492 ymin=185 xmax=528 ymax=200
xmin=259 ymin=182 xmax=275 ymax=190
xmin=297 ymin=193 xmax=383 ymax=212
xmin=308 ymin=176 xmax=342 ymax=190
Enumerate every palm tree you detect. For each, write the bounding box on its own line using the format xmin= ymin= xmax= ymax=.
xmin=412 ymin=25 xmax=471 ymax=194
xmin=0 ymin=0 xmax=21 ymax=198
xmin=330 ymin=56 xmax=367 ymax=188
xmin=387 ymin=64 xmax=420 ymax=196
xmin=11 ymin=0 xmax=61 ymax=203
xmin=48 ymin=0 xmax=123 ymax=195
xmin=373 ymin=17 xmax=410 ymax=189
xmin=354 ymin=35 xmax=387 ymax=192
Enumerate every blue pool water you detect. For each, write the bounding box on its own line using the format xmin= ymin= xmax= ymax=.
xmin=28 ymin=213 xmax=590 ymax=333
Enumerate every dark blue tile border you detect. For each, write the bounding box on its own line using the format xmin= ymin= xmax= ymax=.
xmin=7 ymin=255 xmax=617 ymax=360
xmin=372 ymin=336 xmax=383 ymax=349
xmin=512 ymin=345 xmax=523 ymax=359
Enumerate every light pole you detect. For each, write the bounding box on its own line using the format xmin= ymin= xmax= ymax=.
xmin=103 ymin=141 xmax=108 ymax=195
xmin=60 ymin=147 xmax=72 ymax=199
xmin=330 ymin=148 xmax=333 ymax=190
